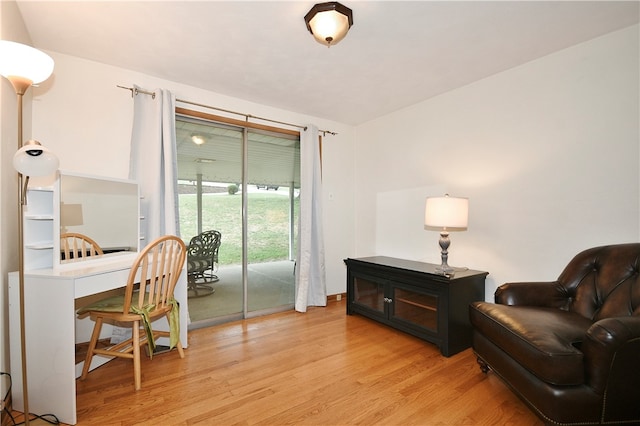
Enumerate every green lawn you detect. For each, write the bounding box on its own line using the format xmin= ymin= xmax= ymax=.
xmin=179 ymin=191 xmax=298 ymax=265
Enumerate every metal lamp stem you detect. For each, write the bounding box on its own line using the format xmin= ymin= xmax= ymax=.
xmin=15 ymin=87 xmax=31 ymax=425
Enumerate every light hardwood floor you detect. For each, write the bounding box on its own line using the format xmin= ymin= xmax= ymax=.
xmin=17 ymin=300 xmax=543 ymax=425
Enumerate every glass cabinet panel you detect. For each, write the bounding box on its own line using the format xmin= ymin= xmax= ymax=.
xmin=392 ymin=287 xmax=438 ymax=332
xmin=353 ymin=276 xmax=385 ymax=313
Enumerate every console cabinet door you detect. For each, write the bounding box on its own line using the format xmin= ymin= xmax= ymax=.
xmin=390 ymin=283 xmax=440 ymax=334
xmin=351 ymin=272 xmax=386 ymax=318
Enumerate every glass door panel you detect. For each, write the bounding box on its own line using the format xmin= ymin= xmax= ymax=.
xmin=176 ymin=117 xmax=244 ymax=325
xmin=353 ymin=276 xmax=385 ymax=314
xmin=246 ymin=130 xmax=299 ymax=314
xmin=392 ymin=287 xmax=438 ymax=332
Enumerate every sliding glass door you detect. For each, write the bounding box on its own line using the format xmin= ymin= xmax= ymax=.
xmin=175 ymin=114 xmax=299 ymax=328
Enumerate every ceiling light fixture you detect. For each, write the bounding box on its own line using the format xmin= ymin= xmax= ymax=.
xmin=191 ymin=134 xmax=205 ymax=145
xmin=304 ymin=2 xmax=353 ymax=47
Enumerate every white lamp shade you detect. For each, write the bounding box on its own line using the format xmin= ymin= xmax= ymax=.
xmin=13 ymin=140 xmax=59 ymax=177
xmin=0 ymin=40 xmax=54 ymax=84
xmin=308 ymin=10 xmax=351 ymax=45
xmin=425 ymin=195 xmax=469 ymax=230
xmin=305 ymin=2 xmax=353 ymax=47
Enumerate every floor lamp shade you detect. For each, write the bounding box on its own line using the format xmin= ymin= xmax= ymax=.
xmin=0 ymin=40 xmax=54 ymax=92
xmin=14 ymin=140 xmax=59 ymax=177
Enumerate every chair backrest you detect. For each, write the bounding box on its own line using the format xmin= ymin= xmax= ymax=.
xmin=557 ymin=243 xmax=640 ymax=320
xmin=123 ymin=235 xmax=187 ymax=313
xmin=60 ymin=232 xmax=104 ymax=260
xmin=187 ymin=230 xmax=222 ymax=265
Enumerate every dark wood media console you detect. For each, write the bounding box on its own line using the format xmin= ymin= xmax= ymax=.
xmin=345 ymin=256 xmax=488 ymax=357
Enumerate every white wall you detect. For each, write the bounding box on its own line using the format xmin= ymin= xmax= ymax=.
xmin=354 ymin=25 xmax=640 ymax=300
xmin=28 ymin=52 xmax=356 ymax=299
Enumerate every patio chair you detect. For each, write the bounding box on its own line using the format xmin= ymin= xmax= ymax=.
xmin=187 ymin=230 xmax=222 ymax=297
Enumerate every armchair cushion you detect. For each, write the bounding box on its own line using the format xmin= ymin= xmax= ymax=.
xmin=470 ymin=303 xmax=592 ymax=385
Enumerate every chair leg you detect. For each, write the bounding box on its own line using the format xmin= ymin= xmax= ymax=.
xmin=80 ymin=316 xmax=103 ymax=381
xmin=133 ymin=320 xmax=141 ymax=390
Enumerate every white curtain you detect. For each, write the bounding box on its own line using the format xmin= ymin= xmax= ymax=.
xmin=128 ymin=85 xmax=189 ymax=335
xmin=295 ymin=124 xmax=326 ymax=312
xmin=128 ymin=85 xmax=180 ymax=240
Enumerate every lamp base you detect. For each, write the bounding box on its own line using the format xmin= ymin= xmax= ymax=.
xmin=435 ymin=231 xmax=468 ymax=277
xmin=435 ymin=264 xmax=469 ymax=277
xmin=435 ymin=264 xmax=454 ymax=274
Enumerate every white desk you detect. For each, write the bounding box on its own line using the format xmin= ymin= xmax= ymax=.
xmin=8 ymin=254 xmax=189 ymax=425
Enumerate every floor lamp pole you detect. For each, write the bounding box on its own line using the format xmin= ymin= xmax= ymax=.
xmin=13 ymin=78 xmax=31 ymax=426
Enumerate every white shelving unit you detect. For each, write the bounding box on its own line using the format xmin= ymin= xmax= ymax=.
xmin=22 ymin=187 xmax=55 ymax=270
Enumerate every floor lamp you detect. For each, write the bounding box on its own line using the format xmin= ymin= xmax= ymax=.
xmin=0 ymin=40 xmax=56 ymax=425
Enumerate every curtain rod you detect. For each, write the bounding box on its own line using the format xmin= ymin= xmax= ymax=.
xmin=117 ymin=85 xmax=338 ymax=136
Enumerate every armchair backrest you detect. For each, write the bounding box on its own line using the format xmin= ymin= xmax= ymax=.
xmin=187 ymin=230 xmax=222 ymax=266
xmin=556 ymin=243 xmax=640 ymax=321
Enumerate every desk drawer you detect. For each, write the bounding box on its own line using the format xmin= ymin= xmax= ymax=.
xmin=75 ymin=268 xmax=130 ymax=298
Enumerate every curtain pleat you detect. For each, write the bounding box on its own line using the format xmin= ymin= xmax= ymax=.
xmin=295 ymin=124 xmax=326 ymax=312
xmin=129 ymin=86 xmax=180 ymax=240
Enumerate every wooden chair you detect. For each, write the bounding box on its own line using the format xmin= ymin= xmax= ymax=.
xmin=60 ymin=232 xmax=104 ymax=260
xmin=78 ymin=235 xmax=187 ymax=390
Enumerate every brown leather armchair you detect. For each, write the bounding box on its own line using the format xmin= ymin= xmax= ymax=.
xmin=469 ymin=243 xmax=640 ymax=425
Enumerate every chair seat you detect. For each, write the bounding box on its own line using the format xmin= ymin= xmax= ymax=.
xmin=78 ymin=293 xmax=171 ymax=320
xmin=188 ymin=258 xmax=212 ymax=273
xmin=470 ymin=302 xmax=593 ymax=385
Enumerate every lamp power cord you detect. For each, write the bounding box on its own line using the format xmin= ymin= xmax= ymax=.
xmin=1 ymin=372 xmax=60 ymax=426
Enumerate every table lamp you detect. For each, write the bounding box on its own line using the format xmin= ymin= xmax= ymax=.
xmin=424 ymin=194 xmax=468 ymax=275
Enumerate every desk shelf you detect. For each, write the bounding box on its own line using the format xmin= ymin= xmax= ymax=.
xmin=25 ymin=241 xmax=54 ymax=249
xmin=23 ymin=188 xmax=55 ymax=270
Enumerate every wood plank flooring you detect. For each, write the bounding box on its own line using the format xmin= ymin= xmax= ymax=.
xmin=18 ymin=300 xmax=543 ymax=425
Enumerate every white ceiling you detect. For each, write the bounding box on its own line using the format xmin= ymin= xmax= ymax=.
xmin=15 ymin=1 xmax=640 ymax=125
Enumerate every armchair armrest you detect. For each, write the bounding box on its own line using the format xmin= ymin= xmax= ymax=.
xmin=582 ymin=316 xmax=640 ymax=395
xmin=494 ymin=281 xmax=568 ymax=308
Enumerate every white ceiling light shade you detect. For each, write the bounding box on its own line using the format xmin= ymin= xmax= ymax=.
xmin=304 ymin=2 xmax=353 ymax=47
xmin=13 ymin=140 xmax=59 ymax=177
xmin=0 ymin=40 xmax=54 ymax=94
xmin=191 ymin=134 xmax=206 ymax=145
